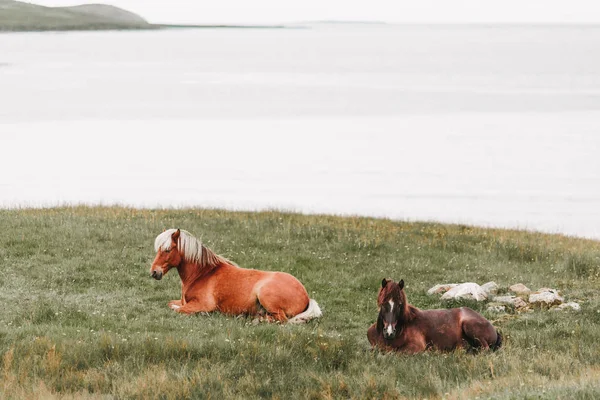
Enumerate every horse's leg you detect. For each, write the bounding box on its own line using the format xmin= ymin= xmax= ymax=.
xmin=255 ymin=274 xmax=309 ymax=322
xmin=400 ymin=342 xmax=427 ymax=354
xmin=256 ymin=292 xmax=288 ymax=322
xmin=255 ymin=284 xmax=297 ymax=323
xmin=463 ymin=322 xmax=498 ymax=350
xmin=168 ymin=299 xmax=183 ymax=310
xmin=260 ymin=310 xmax=288 ymax=323
xmin=460 ymin=310 xmax=497 ymax=350
xmin=399 ymin=336 xmax=427 ymax=354
xmin=172 ymin=299 xmax=216 ymax=315
xmin=168 ymin=285 xmax=188 ymax=310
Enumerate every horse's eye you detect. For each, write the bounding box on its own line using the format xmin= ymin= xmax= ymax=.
xmin=164 ymin=249 xmax=171 ymax=253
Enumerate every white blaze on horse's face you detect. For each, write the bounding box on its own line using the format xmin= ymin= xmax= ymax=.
xmin=386 ymin=324 xmax=394 ymax=336
xmin=386 ymin=301 xmax=395 ymax=336
xmin=380 ymin=298 xmax=400 ymax=340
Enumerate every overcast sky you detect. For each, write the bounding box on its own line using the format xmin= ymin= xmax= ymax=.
xmin=29 ymin=0 xmax=600 ymax=25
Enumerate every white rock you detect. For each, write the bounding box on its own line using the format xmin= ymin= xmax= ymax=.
xmin=441 ymin=282 xmax=488 ymax=302
xmin=529 ymin=289 xmax=564 ymax=307
xmin=492 ymin=295 xmax=528 ymax=309
xmin=513 ymin=298 xmax=529 ymax=309
xmin=427 ymin=284 xmax=458 ymax=295
xmin=509 ymin=283 xmax=531 ymax=295
xmin=552 ymin=302 xmax=581 ymax=312
xmin=481 ymin=281 xmax=499 ymax=296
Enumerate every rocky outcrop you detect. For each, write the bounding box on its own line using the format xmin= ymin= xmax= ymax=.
xmin=427 ymin=281 xmax=579 ymax=313
xmin=481 ymin=281 xmax=499 ymax=296
xmin=426 ymin=284 xmax=458 ymax=295
xmin=509 ymin=283 xmax=531 ymax=296
xmin=492 ymin=295 xmax=528 ymax=309
xmin=440 ymin=282 xmax=488 ymax=302
xmin=529 ymin=289 xmax=564 ymax=307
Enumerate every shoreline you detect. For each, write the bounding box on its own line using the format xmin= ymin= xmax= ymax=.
xmin=4 ymin=22 xmax=600 ymax=33
xmin=0 ymin=23 xmax=290 ymax=33
xmin=2 ymin=204 xmax=599 ymax=243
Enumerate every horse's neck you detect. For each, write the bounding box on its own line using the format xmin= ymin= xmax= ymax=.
xmin=177 ymin=260 xmax=219 ymax=289
xmin=399 ymin=304 xmax=419 ymax=324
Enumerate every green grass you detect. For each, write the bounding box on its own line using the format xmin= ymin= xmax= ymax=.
xmin=1 ymin=207 xmax=599 ymax=399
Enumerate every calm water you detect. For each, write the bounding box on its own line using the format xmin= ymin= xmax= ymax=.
xmin=1 ymin=25 xmax=600 ymax=239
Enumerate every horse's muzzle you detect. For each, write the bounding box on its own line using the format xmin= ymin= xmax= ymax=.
xmin=151 ymin=270 xmax=163 ymax=280
xmin=383 ymin=330 xmax=396 ymax=340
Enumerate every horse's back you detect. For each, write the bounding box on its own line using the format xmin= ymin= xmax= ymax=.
xmin=205 ymin=266 xmax=266 ymax=314
xmin=214 ymin=265 xmax=271 ymax=295
xmin=415 ymin=308 xmax=465 ymax=350
xmin=419 ymin=307 xmax=464 ymax=328
xmin=458 ymin=307 xmax=495 ymax=329
xmin=213 ymin=265 xmax=309 ymax=318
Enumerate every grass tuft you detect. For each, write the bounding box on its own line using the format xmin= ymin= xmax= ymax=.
xmin=564 ymin=253 xmax=600 ymax=279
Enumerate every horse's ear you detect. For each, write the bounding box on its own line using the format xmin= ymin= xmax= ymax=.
xmin=171 ymin=229 xmax=181 ymax=243
xmin=376 ymin=313 xmax=384 ymax=334
xmin=399 ymin=279 xmax=404 ymax=290
xmin=381 ymin=278 xmax=388 ymax=288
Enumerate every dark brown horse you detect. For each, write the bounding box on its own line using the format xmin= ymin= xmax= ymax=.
xmin=367 ymin=279 xmax=502 ymax=353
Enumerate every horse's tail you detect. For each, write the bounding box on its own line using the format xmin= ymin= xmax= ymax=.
xmin=491 ymin=329 xmax=503 ymax=351
xmin=288 ymin=299 xmax=323 ymax=324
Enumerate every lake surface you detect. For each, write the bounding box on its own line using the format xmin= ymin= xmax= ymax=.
xmin=1 ymin=25 xmax=600 ymax=239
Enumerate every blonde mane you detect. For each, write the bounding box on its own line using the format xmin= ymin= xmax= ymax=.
xmin=154 ymin=229 xmax=230 ymax=268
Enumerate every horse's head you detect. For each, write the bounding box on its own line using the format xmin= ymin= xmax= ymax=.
xmin=150 ymin=229 xmax=183 ymax=280
xmin=377 ymin=278 xmax=405 ymax=340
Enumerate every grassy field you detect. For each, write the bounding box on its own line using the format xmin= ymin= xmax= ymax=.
xmin=1 ymin=207 xmax=599 ymax=399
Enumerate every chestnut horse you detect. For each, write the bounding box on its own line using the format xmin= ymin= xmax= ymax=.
xmin=150 ymin=229 xmax=322 ymax=323
xmin=367 ymin=279 xmax=502 ymax=353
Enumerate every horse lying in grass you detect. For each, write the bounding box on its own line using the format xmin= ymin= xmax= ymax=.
xmin=367 ymin=279 xmax=502 ymax=353
xmin=150 ymin=229 xmax=322 ymax=323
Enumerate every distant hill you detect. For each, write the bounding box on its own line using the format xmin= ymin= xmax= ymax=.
xmin=63 ymin=4 xmax=148 ymax=25
xmin=0 ymin=0 xmax=153 ymax=31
